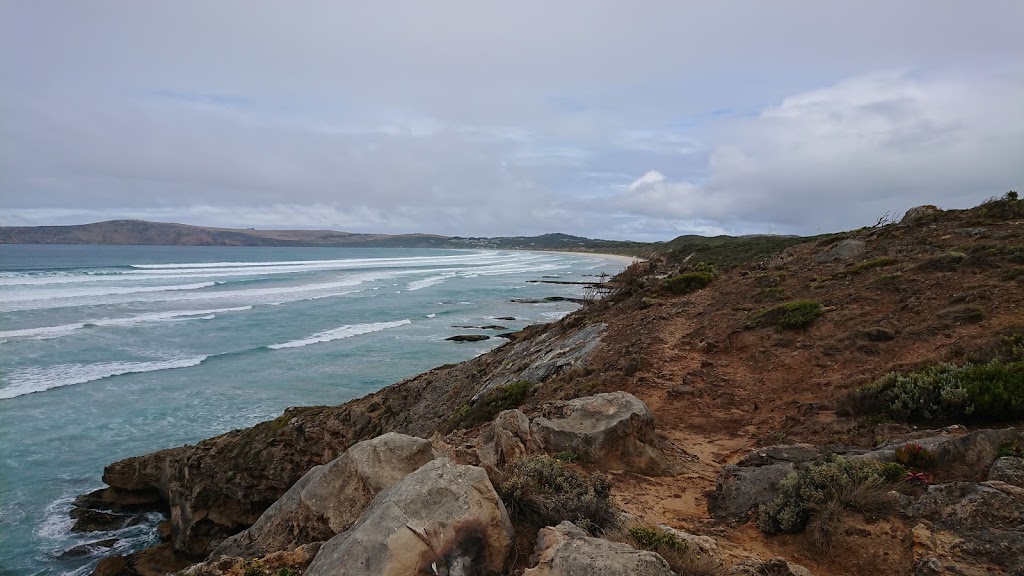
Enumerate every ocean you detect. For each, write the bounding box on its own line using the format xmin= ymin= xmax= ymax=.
xmin=0 ymin=244 xmax=627 ymax=575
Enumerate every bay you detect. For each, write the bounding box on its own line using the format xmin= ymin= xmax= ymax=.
xmin=0 ymin=244 xmax=626 ymax=575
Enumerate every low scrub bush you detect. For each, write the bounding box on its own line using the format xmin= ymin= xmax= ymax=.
xmin=747 ymin=300 xmax=824 ymax=330
xmin=916 ymin=252 xmax=966 ymax=272
xmin=757 ymin=456 xmax=899 ymax=538
xmin=974 ymin=191 xmax=1024 ymax=221
xmin=450 ymin=380 xmax=532 ymax=429
xmin=604 ymin=524 xmax=724 ymax=576
xmin=663 ymin=272 xmax=714 ymax=295
xmin=498 ymin=455 xmax=617 ymax=534
xmin=843 ymin=360 xmax=1024 ymax=423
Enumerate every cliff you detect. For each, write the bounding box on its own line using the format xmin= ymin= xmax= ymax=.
xmin=76 ymin=195 xmax=1024 ymax=575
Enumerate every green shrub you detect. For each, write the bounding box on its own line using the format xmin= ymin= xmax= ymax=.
xmin=1003 ymin=267 xmax=1024 ymax=282
xmin=878 ymin=462 xmax=908 ymax=483
xmin=498 ymin=455 xmax=617 ymax=534
xmin=663 ymin=272 xmax=714 ymax=295
xmin=998 ymin=440 xmax=1024 ymax=458
xmin=757 ymin=456 xmax=898 ymax=535
xmin=747 ymin=300 xmax=824 ymax=330
xmin=451 ymin=380 xmax=532 ymax=429
xmin=844 ymin=360 xmax=1024 ymax=422
xmin=629 ymin=526 xmax=688 ymax=552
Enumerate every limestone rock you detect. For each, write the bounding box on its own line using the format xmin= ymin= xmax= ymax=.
xmin=865 ymin=428 xmax=1024 ymax=482
xmin=655 ymin=524 xmax=718 ymax=555
xmin=477 ymin=409 xmax=538 ymax=484
xmin=987 ymin=457 xmax=1024 ymax=488
xmin=901 ymin=205 xmax=940 ymax=224
xmin=812 ymin=239 xmax=865 ymax=263
xmin=523 ymin=521 xmax=673 ymax=576
xmin=530 ymin=392 xmax=669 ymax=475
xmin=179 ymin=543 xmax=320 ymax=576
xmin=212 ymin=433 xmax=434 ymax=559
xmin=708 ymin=463 xmax=794 ymax=522
xmin=304 ymin=459 xmax=513 ymax=576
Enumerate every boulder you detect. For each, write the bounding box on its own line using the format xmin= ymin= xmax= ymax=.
xmin=988 ymin=457 xmax=1024 ymax=488
xmin=708 ymin=463 xmax=794 ymax=522
xmin=812 ymin=239 xmax=865 ymax=263
xmin=180 ymin=543 xmax=320 ymax=576
xmin=530 ymin=392 xmax=669 ymax=475
xmin=304 ymin=459 xmax=513 ymax=576
xmin=477 ymin=410 xmax=539 ymax=483
xmin=212 ymin=432 xmax=434 ymax=559
xmin=901 ymin=205 xmax=940 ymax=224
xmin=523 ymin=521 xmax=673 ymax=576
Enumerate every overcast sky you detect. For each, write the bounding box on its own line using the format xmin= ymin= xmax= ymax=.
xmin=2 ymin=1 xmax=1022 ymax=239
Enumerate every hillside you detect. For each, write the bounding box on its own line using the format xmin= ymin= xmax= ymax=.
xmin=73 ymin=194 xmax=1024 ymax=575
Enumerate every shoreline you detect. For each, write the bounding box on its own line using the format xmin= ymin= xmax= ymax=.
xmin=519 ymin=249 xmax=644 ymax=265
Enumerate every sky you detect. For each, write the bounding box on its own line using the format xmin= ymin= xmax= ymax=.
xmin=1 ymin=1 xmax=1022 ymax=240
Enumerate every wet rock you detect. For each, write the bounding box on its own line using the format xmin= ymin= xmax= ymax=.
xmin=708 ymin=463 xmax=794 ymax=522
xmin=447 ymin=334 xmax=491 ymax=342
xmin=530 ymin=392 xmax=670 ymax=475
xmin=495 ymin=317 xmax=516 ymax=321
xmin=59 ymin=538 xmax=118 ymax=559
xmin=212 ymin=433 xmax=434 ymax=559
xmin=304 ymin=459 xmax=513 ymax=576
xmin=70 ymin=509 xmax=146 ymax=532
xmin=523 ymin=521 xmax=673 ymax=576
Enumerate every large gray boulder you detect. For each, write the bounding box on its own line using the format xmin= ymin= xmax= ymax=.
xmin=708 ymin=463 xmax=794 ymax=522
xmin=212 ymin=432 xmax=434 ymax=559
xmin=812 ymin=239 xmax=865 ymax=263
xmin=523 ymin=521 xmax=673 ymax=576
xmin=530 ymin=392 xmax=669 ymax=475
xmin=304 ymin=458 xmax=514 ymax=576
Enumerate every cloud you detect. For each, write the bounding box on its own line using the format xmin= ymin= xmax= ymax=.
xmin=1 ymin=2 xmax=1021 ymax=239
xmin=614 ymin=71 xmax=1024 ymax=234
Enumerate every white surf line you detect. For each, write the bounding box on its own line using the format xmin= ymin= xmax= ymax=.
xmin=267 ymin=319 xmax=412 ymax=350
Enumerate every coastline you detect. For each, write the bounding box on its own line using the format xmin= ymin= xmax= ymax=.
xmin=521 ymin=249 xmax=644 ymax=265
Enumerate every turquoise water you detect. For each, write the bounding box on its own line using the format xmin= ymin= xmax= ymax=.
xmin=0 ymin=245 xmax=625 ymax=575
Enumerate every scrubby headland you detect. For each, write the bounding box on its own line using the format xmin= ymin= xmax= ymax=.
xmin=76 ymin=194 xmax=1024 ymax=575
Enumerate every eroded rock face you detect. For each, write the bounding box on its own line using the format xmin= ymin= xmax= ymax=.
xmin=211 ymin=433 xmax=434 ymax=559
xmin=304 ymin=459 xmax=513 ymax=576
xmin=530 ymin=392 xmax=669 ymax=475
xmin=902 ymin=481 xmax=1024 ymax=574
xmin=523 ymin=521 xmax=673 ymax=576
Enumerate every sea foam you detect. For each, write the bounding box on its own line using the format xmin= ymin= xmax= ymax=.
xmin=267 ymin=319 xmax=412 ymax=350
xmin=0 ymin=357 xmax=207 ymax=400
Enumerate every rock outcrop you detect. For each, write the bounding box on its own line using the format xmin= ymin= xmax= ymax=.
xmin=708 ymin=462 xmax=795 ymax=522
xmin=530 ymin=392 xmax=669 ymax=475
xmin=304 ymin=458 xmax=514 ymax=576
xmin=523 ymin=521 xmax=673 ymax=576
xmin=211 ymin=432 xmax=434 ymax=559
